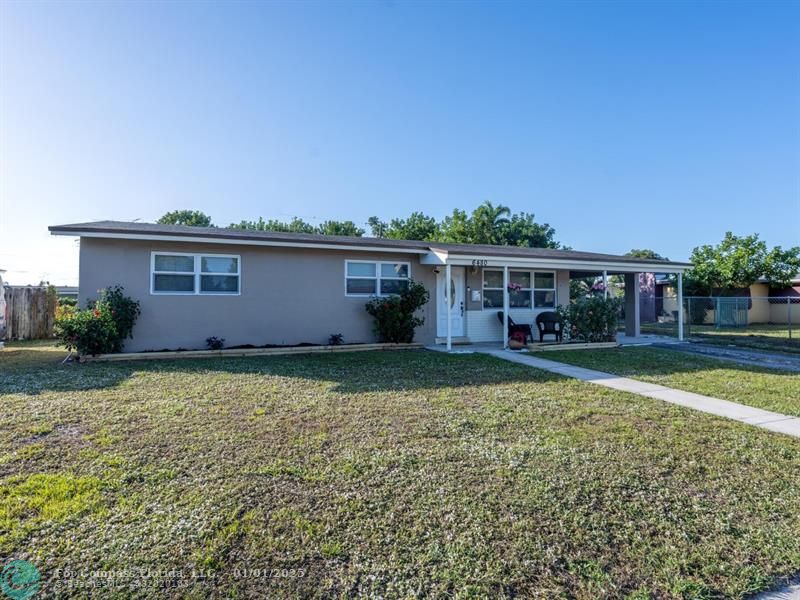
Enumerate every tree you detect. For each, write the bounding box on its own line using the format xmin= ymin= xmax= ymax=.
xmin=468 ymin=201 xmax=511 ymax=245
xmin=157 ymin=210 xmax=213 ymax=227
xmin=367 ymin=216 xmax=387 ymax=237
xmin=316 ymin=220 xmax=364 ymax=237
xmin=438 ymin=208 xmax=472 ymax=243
xmin=383 ymin=212 xmax=439 ymax=241
xmin=626 ymin=249 xmax=667 ymax=261
xmin=500 ymin=212 xmax=559 ymax=248
xmin=229 ymin=216 xmax=363 ymax=237
xmin=229 ymin=217 xmax=315 ymax=233
xmin=685 ymin=232 xmax=800 ymax=294
xmin=437 ymin=202 xmax=559 ymax=248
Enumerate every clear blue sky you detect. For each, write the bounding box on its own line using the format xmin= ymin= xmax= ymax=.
xmin=1 ymin=0 xmax=798 ymax=284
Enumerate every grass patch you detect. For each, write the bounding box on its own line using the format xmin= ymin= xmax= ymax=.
xmin=0 ymin=473 xmax=105 ymax=553
xmin=544 ymin=346 xmax=800 ymax=417
xmin=1 ymin=342 xmax=800 ymax=596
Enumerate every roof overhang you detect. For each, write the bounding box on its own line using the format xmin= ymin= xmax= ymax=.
xmin=49 ymin=223 xmax=692 ymax=271
xmin=420 ymin=250 xmax=690 ymax=273
xmin=50 ymin=230 xmax=429 ymax=255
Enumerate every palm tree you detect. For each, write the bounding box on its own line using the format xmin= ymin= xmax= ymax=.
xmin=470 ymin=201 xmax=511 ymax=244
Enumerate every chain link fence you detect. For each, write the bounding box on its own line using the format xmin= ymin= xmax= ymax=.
xmin=640 ymin=295 xmax=799 ymax=353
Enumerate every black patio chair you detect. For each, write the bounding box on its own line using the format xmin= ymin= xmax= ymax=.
xmin=496 ymin=311 xmax=533 ymax=343
xmin=535 ymin=311 xmax=563 ymax=343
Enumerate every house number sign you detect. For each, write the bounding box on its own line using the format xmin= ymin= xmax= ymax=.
xmin=471 ymin=259 xmax=488 ymax=267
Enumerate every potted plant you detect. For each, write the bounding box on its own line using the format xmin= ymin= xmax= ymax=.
xmin=508 ymin=331 xmax=527 ymax=350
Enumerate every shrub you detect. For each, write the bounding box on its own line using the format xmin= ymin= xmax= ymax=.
xmin=58 ymin=296 xmax=78 ymax=308
xmin=55 ymin=302 xmax=77 ymax=321
xmin=557 ymin=296 xmax=622 ymax=343
xmin=206 ymin=336 xmax=225 ymax=350
xmin=365 ymin=280 xmax=430 ymax=343
xmin=55 ymin=309 xmax=119 ymax=356
xmin=688 ymin=297 xmax=712 ymax=325
xmin=55 ymin=286 xmax=140 ymax=356
xmin=94 ymin=286 xmax=141 ymax=351
xmin=328 ymin=333 xmax=344 ymax=346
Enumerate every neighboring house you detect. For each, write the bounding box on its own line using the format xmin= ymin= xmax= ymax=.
xmin=658 ymin=275 xmax=800 ymax=325
xmin=49 ymin=221 xmax=691 ymax=352
xmin=54 ymin=286 xmax=79 ymax=300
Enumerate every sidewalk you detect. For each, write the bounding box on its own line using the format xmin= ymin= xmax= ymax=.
xmin=477 ymin=348 xmax=800 ymax=439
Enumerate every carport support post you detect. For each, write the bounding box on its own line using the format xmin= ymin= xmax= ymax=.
xmin=677 ymin=272 xmax=684 ymax=341
xmin=503 ymin=266 xmax=509 ymax=349
xmin=603 ymin=270 xmax=608 ymax=299
xmin=446 ymin=263 xmax=452 ymax=351
xmin=624 ymin=273 xmax=640 ymax=338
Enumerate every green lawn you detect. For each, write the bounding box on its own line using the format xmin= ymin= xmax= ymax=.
xmin=543 ymin=346 xmax=800 ymax=418
xmin=2 ymin=342 xmax=800 ymax=598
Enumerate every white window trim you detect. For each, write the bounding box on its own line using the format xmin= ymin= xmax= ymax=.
xmin=344 ymin=260 xmax=411 ymax=297
xmin=482 ymin=269 xmax=504 ymax=310
xmin=150 ymin=251 xmax=241 ymax=296
xmin=482 ymin=268 xmax=557 ymax=310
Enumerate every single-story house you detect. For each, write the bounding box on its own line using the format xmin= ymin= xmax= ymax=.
xmin=54 ymin=286 xmax=79 ymax=300
xmin=49 ymin=221 xmax=692 ymax=352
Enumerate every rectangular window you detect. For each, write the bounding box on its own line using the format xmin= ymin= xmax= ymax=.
xmin=200 ymin=256 xmax=239 ymax=294
xmin=483 ymin=269 xmax=503 ymax=308
xmin=345 ymin=261 xmax=410 ymax=296
xmin=509 ymin=271 xmax=532 ymax=308
xmin=483 ymin=269 xmax=556 ymax=309
xmin=533 ymin=271 xmax=556 ymax=308
xmin=151 ymin=252 xmax=240 ymax=295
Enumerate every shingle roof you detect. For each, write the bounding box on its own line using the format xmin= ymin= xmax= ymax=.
xmin=49 ymin=221 xmax=691 ymax=268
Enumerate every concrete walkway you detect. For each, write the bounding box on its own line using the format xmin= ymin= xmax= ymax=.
xmin=477 ymin=348 xmax=800 ymax=439
xmin=753 ymin=577 xmax=800 ymax=600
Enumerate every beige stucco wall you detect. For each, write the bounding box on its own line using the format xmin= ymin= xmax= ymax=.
xmin=79 ymin=238 xmax=438 ymax=352
xmin=770 ymin=301 xmax=800 ymax=324
xmin=660 ymin=282 xmax=797 ymax=325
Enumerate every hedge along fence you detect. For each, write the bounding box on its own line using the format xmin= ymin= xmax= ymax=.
xmin=3 ymin=286 xmax=57 ymax=340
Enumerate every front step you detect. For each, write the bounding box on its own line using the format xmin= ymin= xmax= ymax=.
xmin=434 ymin=336 xmax=471 ymax=345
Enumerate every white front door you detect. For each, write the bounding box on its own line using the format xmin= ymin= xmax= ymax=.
xmin=437 ymin=267 xmax=465 ymax=337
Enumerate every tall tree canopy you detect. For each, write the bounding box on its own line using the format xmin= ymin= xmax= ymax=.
xmin=369 ymin=201 xmax=560 ymax=248
xmin=626 ymin=249 xmax=668 ymax=261
xmin=685 ymin=232 xmax=800 ymax=294
xmin=229 ymin=217 xmax=363 ymax=237
xmin=229 ymin=217 xmax=315 ymax=233
xmin=369 ymin=212 xmax=440 ymax=241
xmin=316 ymin=220 xmax=365 ymax=237
xmin=157 ymin=210 xmax=213 ymax=227
xmin=158 ymin=201 xmax=558 ymax=245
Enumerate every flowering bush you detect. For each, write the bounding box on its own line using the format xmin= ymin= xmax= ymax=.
xmin=93 ymin=286 xmax=141 ymax=351
xmin=55 ymin=309 xmax=119 ymax=356
xmin=55 ymin=286 xmax=140 ymax=356
xmin=557 ymin=296 xmax=622 ymax=343
xmin=365 ymin=280 xmax=430 ymax=343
